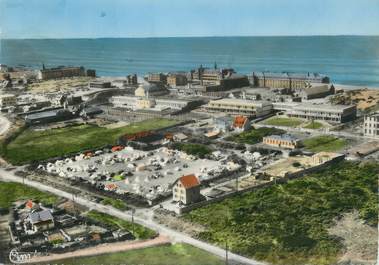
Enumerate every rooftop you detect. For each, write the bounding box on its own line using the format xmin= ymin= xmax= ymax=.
xmin=179 ymin=174 xmax=200 ymax=189
xmin=29 ymin=210 xmax=54 ymax=224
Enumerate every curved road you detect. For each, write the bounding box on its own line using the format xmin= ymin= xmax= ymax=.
xmin=0 ymin=168 xmax=267 ymax=265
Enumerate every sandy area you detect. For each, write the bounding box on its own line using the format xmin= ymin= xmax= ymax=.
xmin=27 ymin=234 xmax=170 ymax=263
xmin=329 ymin=211 xmax=378 ymax=265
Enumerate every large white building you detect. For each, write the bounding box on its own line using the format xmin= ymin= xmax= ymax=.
xmin=364 ymin=112 xmax=379 ymax=138
xmin=111 ymin=95 xmax=199 ymax=111
xmin=205 ymin=98 xmax=273 ymax=117
xmin=272 ymin=102 xmax=356 ymax=123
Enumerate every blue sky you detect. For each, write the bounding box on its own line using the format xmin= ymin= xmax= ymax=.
xmin=1 ymin=0 xmax=379 ymax=38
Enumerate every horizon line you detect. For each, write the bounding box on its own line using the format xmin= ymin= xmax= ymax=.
xmin=2 ymin=34 xmax=379 ymax=40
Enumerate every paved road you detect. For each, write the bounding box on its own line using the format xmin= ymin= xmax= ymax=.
xmin=0 ymin=168 xmax=267 ymax=265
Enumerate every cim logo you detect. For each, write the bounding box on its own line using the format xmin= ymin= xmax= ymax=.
xmin=9 ymin=249 xmax=38 ymax=264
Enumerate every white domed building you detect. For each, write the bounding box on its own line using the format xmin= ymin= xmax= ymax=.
xmin=134 ymin=82 xmax=169 ymax=98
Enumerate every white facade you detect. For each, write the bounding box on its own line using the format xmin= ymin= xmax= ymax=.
xmin=206 ymin=98 xmax=273 ymax=117
xmin=364 ymin=113 xmax=379 ymax=138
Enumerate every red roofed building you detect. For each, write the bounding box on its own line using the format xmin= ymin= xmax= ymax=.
xmin=232 ymin=116 xmax=250 ymax=131
xmin=25 ymin=200 xmax=35 ymax=210
xmin=173 ymin=174 xmax=201 ymax=205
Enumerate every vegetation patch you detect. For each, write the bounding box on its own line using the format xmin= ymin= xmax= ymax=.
xmin=303 ymin=135 xmax=347 ymax=152
xmin=303 ymin=121 xmax=324 ymax=129
xmin=172 ymin=143 xmax=212 ymax=158
xmin=0 ymin=181 xmax=58 ymax=209
xmin=226 ymin=127 xmax=285 ymax=145
xmin=262 ymin=116 xmax=304 ymax=127
xmin=86 ymin=210 xmax=157 ymax=240
xmin=183 ymin=161 xmax=378 ymax=265
xmin=38 ymin=243 xmax=224 ymax=265
xmin=101 ymin=197 xmax=128 ymax=211
xmin=2 ymin=118 xmax=178 ymax=165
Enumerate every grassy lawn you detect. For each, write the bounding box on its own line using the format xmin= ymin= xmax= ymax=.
xmin=303 ymin=135 xmax=347 ymax=152
xmin=172 ymin=143 xmax=212 ymax=158
xmin=38 ymin=243 xmax=224 ymax=265
xmin=1 ymin=118 xmax=178 ymax=165
xmin=0 ymin=182 xmax=58 ymax=209
xmin=226 ymin=127 xmax=286 ymax=145
xmin=86 ymin=210 xmax=157 ymax=240
xmin=303 ymin=121 xmax=325 ymax=129
xmin=101 ymin=197 xmax=128 ymax=211
xmin=184 ymin=161 xmax=378 ymax=265
xmin=262 ymin=116 xmax=304 ymax=127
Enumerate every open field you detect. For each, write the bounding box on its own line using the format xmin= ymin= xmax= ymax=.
xmin=0 ymin=181 xmax=58 ymax=209
xmin=38 ymin=243 xmax=224 ymax=265
xmin=86 ymin=210 xmax=157 ymax=240
xmin=27 ymin=76 xmax=94 ymax=93
xmin=303 ymin=121 xmax=325 ymax=129
xmin=172 ymin=143 xmax=212 ymax=158
xmin=1 ymin=118 xmax=178 ymax=165
xmin=303 ymin=135 xmax=348 ymax=152
xmin=183 ymin=161 xmax=378 ymax=265
xmin=262 ymin=116 xmax=304 ymax=127
xmin=226 ymin=127 xmax=285 ymax=145
xmin=101 ymin=197 xmax=128 ymax=211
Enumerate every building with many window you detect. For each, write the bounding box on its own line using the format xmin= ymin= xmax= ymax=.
xmin=263 ymin=134 xmax=301 ymax=149
xmin=287 ymin=103 xmax=356 ymax=123
xmin=250 ymin=72 xmax=330 ymax=89
xmin=147 ymin=73 xmax=167 ymax=84
xmin=172 ymin=174 xmax=201 ymax=205
xmin=363 ymin=112 xmax=379 ymax=138
xmin=167 ymin=72 xmax=188 ymax=87
xmin=37 ymin=66 xmax=85 ymax=80
xmin=205 ymin=98 xmax=273 ymax=117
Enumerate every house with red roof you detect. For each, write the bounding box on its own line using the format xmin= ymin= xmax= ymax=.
xmin=232 ymin=115 xmax=250 ymax=132
xmin=172 ymin=174 xmax=201 ymax=205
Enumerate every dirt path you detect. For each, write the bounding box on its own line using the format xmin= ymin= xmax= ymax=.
xmin=27 ymin=235 xmax=170 ymax=263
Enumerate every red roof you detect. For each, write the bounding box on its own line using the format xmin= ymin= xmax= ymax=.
xmin=25 ymin=200 xmax=34 ymax=209
xmin=233 ymin=116 xmax=248 ymax=128
xmin=179 ymin=174 xmax=200 ymax=189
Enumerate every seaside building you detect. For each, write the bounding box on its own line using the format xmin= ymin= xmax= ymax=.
xmin=287 ymin=103 xmax=356 ymax=123
xmin=134 ymin=83 xmax=169 ymax=97
xmin=37 ymin=66 xmax=85 ymax=80
xmin=205 ymin=98 xmax=273 ymax=117
xmin=89 ymin=81 xmax=112 ymax=89
xmin=173 ymin=174 xmax=201 ymax=205
xmin=250 ymin=72 xmax=330 ymax=89
xmin=294 ymin=84 xmax=335 ymax=100
xmin=167 ymin=72 xmax=188 ymax=87
xmin=263 ymin=134 xmax=301 ymax=149
xmin=126 ymin=74 xmax=138 ymax=85
xmin=363 ymin=112 xmax=379 ymax=138
xmin=147 ymin=73 xmax=167 ymax=84
xmin=111 ymin=95 xmax=201 ymax=112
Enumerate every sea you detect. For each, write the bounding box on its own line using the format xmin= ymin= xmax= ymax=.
xmin=1 ymin=36 xmax=379 ymax=87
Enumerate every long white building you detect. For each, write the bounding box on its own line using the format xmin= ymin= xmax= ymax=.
xmin=364 ymin=112 xmax=379 ymax=138
xmin=205 ymin=98 xmax=273 ymax=117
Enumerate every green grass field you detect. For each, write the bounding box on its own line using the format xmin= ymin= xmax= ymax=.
xmin=1 ymin=118 xmax=178 ymax=165
xmin=303 ymin=121 xmax=325 ymax=129
xmin=86 ymin=210 xmax=157 ymax=240
xmin=101 ymin=197 xmax=128 ymax=211
xmin=303 ymin=135 xmax=347 ymax=152
xmin=226 ymin=127 xmax=286 ymax=145
xmin=184 ymin=161 xmax=378 ymax=265
xmin=263 ymin=116 xmax=304 ymax=127
xmin=172 ymin=143 xmax=212 ymax=158
xmin=0 ymin=182 xmax=58 ymax=209
xmin=38 ymin=243 xmax=224 ymax=265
